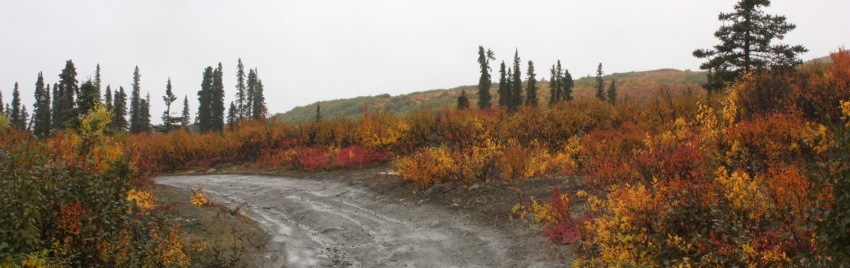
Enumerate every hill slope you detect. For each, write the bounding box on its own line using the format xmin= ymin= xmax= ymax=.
xmin=274 ymin=69 xmax=707 ymax=123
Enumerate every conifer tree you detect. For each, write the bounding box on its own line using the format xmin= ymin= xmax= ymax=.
xmin=595 ymin=63 xmax=605 ymax=101
xmin=235 ymin=58 xmax=247 ymax=119
xmin=20 ymin=106 xmax=29 ymax=131
xmin=477 ymin=46 xmax=495 ymax=110
xmin=104 ymin=85 xmax=113 ymax=111
xmin=140 ymin=93 xmax=151 ymax=132
xmin=0 ymin=90 xmax=3 ymax=116
xmin=34 ymin=75 xmax=52 ymax=137
xmin=94 ymin=64 xmax=102 ymax=92
xmin=55 ymin=60 xmax=78 ymax=129
xmin=181 ymin=95 xmax=190 ymax=128
xmin=693 ymin=0 xmax=807 ymax=94
xmin=211 ymin=63 xmax=225 ymax=132
xmin=525 ymin=60 xmax=538 ymax=107
xmin=76 ymin=80 xmax=100 ymax=117
xmin=197 ymin=66 xmax=213 ymax=132
xmin=250 ymin=69 xmax=266 ymax=120
xmin=110 ymin=87 xmax=128 ymax=132
xmin=315 ymin=103 xmax=322 ymax=122
xmin=510 ymin=50 xmax=523 ymax=112
xmin=227 ymin=101 xmax=237 ymax=131
xmin=161 ymin=78 xmax=178 ymax=133
xmin=562 ymin=67 xmax=574 ymax=101
xmin=11 ymin=82 xmax=22 ymax=129
xmin=129 ymin=66 xmax=143 ymax=133
xmin=607 ymin=79 xmax=617 ymax=105
xmin=498 ymin=61 xmax=508 ymax=107
xmin=457 ymin=89 xmax=470 ymax=110
xmin=549 ymin=64 xmax=559 ymax=105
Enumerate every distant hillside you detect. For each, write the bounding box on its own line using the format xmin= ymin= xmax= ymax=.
xmin=273 ymin=69 xmax=707 ymax=123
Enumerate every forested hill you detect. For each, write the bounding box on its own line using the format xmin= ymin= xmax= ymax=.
xmin=273 ymin=68 xmax=709 ymax=123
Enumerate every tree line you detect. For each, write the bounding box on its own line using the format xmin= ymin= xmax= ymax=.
xmin=0 ymin=58 xmax=267 ymax=136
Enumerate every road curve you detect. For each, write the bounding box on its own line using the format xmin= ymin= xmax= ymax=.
xmin=157 ymin=174 xmax=555 ymax=268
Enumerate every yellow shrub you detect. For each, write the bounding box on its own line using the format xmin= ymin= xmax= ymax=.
xmin=190 ymin=186 xmax=209 ymax=208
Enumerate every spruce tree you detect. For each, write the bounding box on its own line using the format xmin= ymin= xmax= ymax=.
xmin=162 ymin=78 xmax=178 ymax=133
xmin=211 ymin=63 xmax=225 ymax=132
xmin=498 ymin=61 xmax=508 ymax=107
xmin=477 ymin=46 xmax=495 ymax=110
xmin=181 ymin=95 xmax=190 ymax=128
xmin=11 ymin=82 xmax=22 ymax=129
xmin=227 ymin=101 xmax=237 ymax=131
xmin=104 ymin=85 xmax=113 ymax=111
xmin=76 ymin=80 xmax=100 ymax=117
xmin=34 ymin=77 xmax=52 ymax=137
xmin=595 ymin=63 xmax=605 ymax=101
xmin=94 ymin=64 xmax=102 ymax=92
xmin=457 ymin=89 xmax=470 ymax=110
xmin=315 ymin=103 xmax=322 ymax=122
xmin=525 ymin=60 xmax=538 ymax=107
xmin=607 ymin=79 xmax=617 ymax=105
xmin=20 ymin=106 xmax=29 ymax=131
xmin=235 ymin=58 xmax=247 ymax=119
xmin=693 ymin=0 xmax=807 ymax=94
xmin=129 ymin=66 xmax=143 ymax=133
xmin=140 ymin=93 xmax=151 ymax=133
xmin=549 ymin=64 xmax=559 ymax=105
xmin=110 ymin=87 xmax=128 ymax=132
xmin=197 ymin=67 xmax=213 ymax=132
xmin=0 ymin=90 xmax=3 ymax=116
xmin=510 ymin=50 xmax=522 ymax=112
xmin=56 ymin=60 xmax=78 ymax=129
xmin=250 ymin=69 xmax=266 ymax=120
xmin=562 ymin=67 xmax=574 ymax=101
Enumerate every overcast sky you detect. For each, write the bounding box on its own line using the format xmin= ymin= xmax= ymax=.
xmin=1 ymin=0 xmax=847 ymax=124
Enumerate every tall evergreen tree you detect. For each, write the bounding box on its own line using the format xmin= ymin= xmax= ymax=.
xmin=693 ymin=0 xmax=807 ymax=94
xmin=562 ymin=66 xmax=574 ymax=101
xmin=110 ymin=87 xmax=128 ymax=132
xmin=457 ymin=89 xmax=470 ymax=110
xmin=0 ymin=90 xmax=3 ymax=116
xmin=140 ymin=93 xmax=151 ymax=133
xmin=498 ymin=61 xmax=508 ymax=107
xmin=55 ymin=60 xmax=78 ymax=129
xmin=477 ymin=46 xmax=495 ymax=110
xmin=19 ymin=106 xmax=29 ymax=131
xmin=315 ymin=103 xmax=322 ymax=122
xmin=11 ymin=82 xmax=23 ymax=129
xmin=162 ymin=78 xmax=178 ymax=133
xmin=595 ymin=63 xmax=605 ymax=101
xmin=250 ymin=69 xmax=266 ymax=120
xmin=94 ymin=63 xmax=102 ymax=92
xmin=510 ymin=50 xmax=523 ymax=112
xmin=227 ymin=101 xmax=237 ymax=131
xmin=211 ymin=63 xmax=225 ymax=132
xmin=34 ymin=76 xmax=52 ymax=137
xmin=607 ymin=79 xmax=618 ymax=105
xmin=235 ymin=58 xmax=247 ymax=119
xmin=525 ymin=60 xmax=538 ymax=107
xmin=549 ymin=64 xmax=559 ymax=105
xmin=76 ymin=80 xmax=100 ymax=117
xmin=181 ymin=95 xmax=190 ymax=128
xmin=104 ymin=85 xmax=113 ymax=111
xmin=197 ymin=67 xmax=213 ymax=132
xmin=129 ymin=66 xmax=143 ymax=133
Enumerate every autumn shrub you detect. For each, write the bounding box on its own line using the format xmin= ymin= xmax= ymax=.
xmin=0 ymin=105 xmax=190 ymax=267
xmin=394 ymin=146 xmax=459 ymax=188
xmin=295 ymin=146 xmax=331 ymax=171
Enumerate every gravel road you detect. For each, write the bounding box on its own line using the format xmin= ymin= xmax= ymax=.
xmin=157 ymin=174 xmax=559 ymax=268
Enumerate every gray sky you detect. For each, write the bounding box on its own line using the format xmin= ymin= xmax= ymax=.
xmin=1 ymin=0 xmax=847 ymax=124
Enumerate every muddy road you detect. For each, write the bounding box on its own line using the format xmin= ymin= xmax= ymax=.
xmin=157 ymin=173 xmax=561 ymax=268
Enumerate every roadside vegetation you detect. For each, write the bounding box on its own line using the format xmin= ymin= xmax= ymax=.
xmin=1 ymin=0 xmax=848 ymax=266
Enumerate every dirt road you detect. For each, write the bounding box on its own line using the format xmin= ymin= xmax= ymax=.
xmin=157 ymin=173 xmax=561 ymax=268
